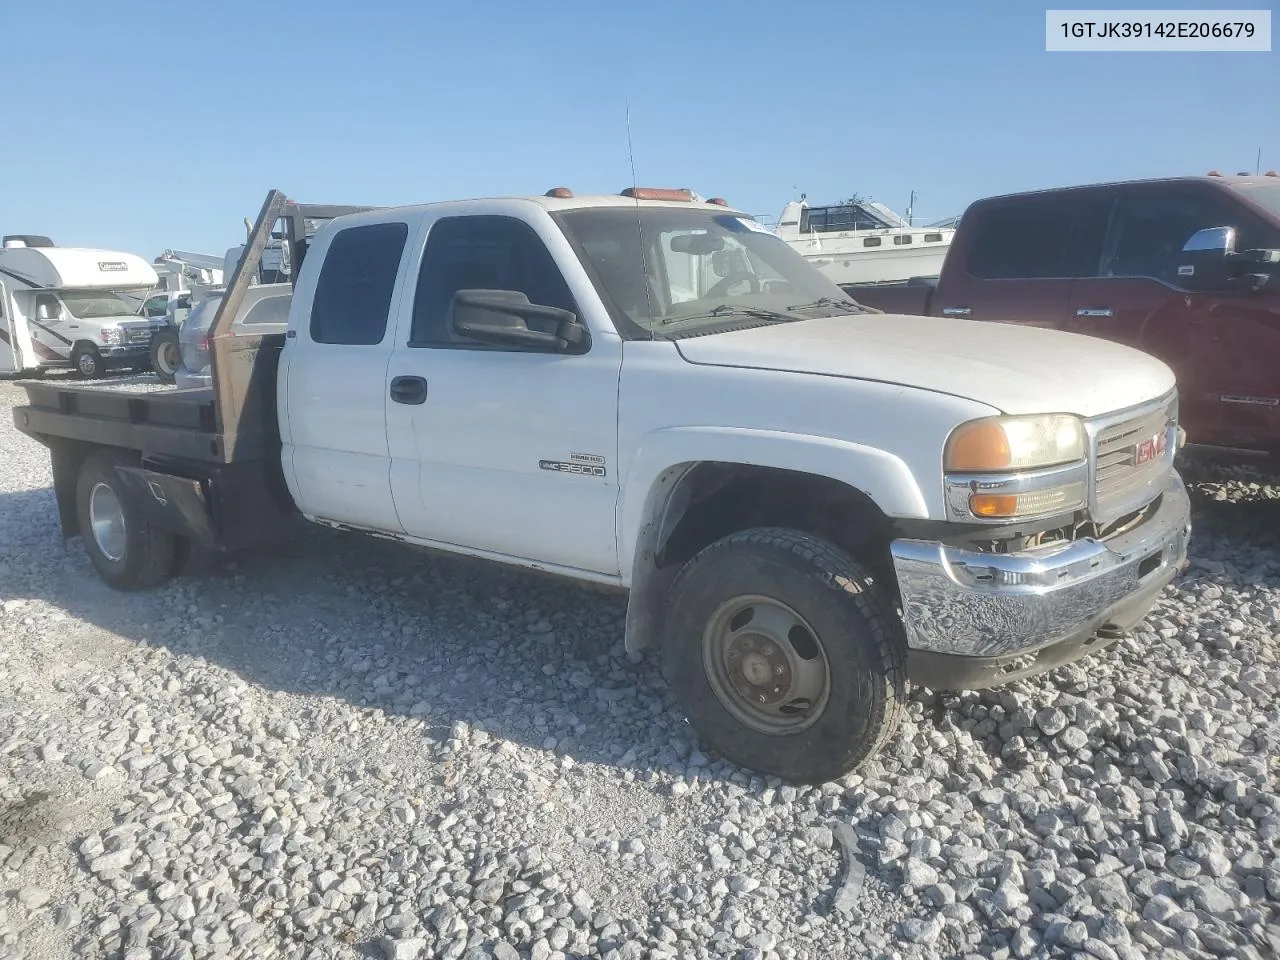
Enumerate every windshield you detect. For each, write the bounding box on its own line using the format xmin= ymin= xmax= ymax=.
xmin=1228 ymin=181 xmax=1280 ymax=221
xmin=57 ymin=290 xmax=139 ymax=319
xmin=555 ymin=207 xmax=869 ymax=338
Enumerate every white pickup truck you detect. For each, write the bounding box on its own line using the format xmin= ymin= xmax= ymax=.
xmin=12 ymin=188 xmax=1192 ymax=783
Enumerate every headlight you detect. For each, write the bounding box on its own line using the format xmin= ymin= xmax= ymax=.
xmin=100 ymin=327 xmax=123 ymax=345
xmin=944 ymin=414 xmax=1087 ymax=522
xmin=945 ymin=414 xmax=1085 ymax=473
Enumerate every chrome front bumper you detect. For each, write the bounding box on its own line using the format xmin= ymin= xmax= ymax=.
xmin=889 ymin=471 xmax=1190 ymax=682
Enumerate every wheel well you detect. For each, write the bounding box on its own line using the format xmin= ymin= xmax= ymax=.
xmin=655 ymin=463 xmax=896 ymax=585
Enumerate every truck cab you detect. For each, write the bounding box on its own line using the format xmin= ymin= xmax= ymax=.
xmin=848 ymin=175 xmax=1280 ymax=457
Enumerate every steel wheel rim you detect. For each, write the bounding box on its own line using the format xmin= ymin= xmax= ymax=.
xmin=702 ymin=594 xmax=832 ymax=735
xmin=89 ymin=482 xmax=127 ymax=562
xmin=158 ymin=341 xmax=180 ymax=375
xmin=78 ymin=352 xmax=96 ymax=376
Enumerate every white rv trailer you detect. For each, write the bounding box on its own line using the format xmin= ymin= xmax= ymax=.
xmin=0 ymin=235 xmax=163 ymax=378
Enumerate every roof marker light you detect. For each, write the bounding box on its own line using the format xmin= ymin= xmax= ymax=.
xmin=1207 ymin=169 xmax=1223 ymax=177
xmin=706 ymin=197 xmax=729 ymax=206
xmin=545 ymin=187 xmax=574 ymax=198
xmin=620 ymin=187 xmax=694 ymax=202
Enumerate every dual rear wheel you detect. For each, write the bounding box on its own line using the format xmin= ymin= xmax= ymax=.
xmin=76 ymin=451 xmax=187 ymax=590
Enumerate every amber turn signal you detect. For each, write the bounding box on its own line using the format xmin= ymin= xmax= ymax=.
xmin=970 ymin=494 xmax=1018 ymax=517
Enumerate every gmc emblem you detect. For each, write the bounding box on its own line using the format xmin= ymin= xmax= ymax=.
xmin=1133 ymin=432 xmax=1167 ymax=465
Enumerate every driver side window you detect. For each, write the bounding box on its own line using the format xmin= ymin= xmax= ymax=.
xmin=410 ymin=216 xmax=578 ymax=348
xmin=35 ymin=294 xmax=60 ymax=319
xmin=1097 ymin=188 xmax=1263 ymax=284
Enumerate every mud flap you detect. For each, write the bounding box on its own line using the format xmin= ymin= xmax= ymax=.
xmin=116 ymin=466 xmax=216 ymax=547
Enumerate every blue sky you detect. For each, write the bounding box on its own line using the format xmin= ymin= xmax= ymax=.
xmin=2 ymin=0 xmax=1275 ymax=258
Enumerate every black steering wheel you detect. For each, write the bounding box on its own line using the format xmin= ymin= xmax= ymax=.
xmin=705 ymin=271 xmax=762 ymax=299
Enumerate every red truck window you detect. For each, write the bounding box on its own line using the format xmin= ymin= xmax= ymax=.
xmin=1093 ymin=186 xmax=1274 ymax=283
xmin=965 ymin=197 xmax=1076 ymax=280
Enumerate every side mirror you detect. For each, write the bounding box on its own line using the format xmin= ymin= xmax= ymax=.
xmin=450 ymin=289 xmax=586 ymax=351
xmin=1182 ymin=225 xmax=1236 ymax=255
xmin=1177 ymin=225 xmax=1236 ymax=290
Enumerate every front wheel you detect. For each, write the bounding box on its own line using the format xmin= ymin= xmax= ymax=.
xmin=150 ymin=329 xmax=181 ymax=384
xmin=72 ymin=343 xmax=104 ymax=379
xmin=76 ymin=451 xmax=183 ymax=590
xmin=662 ymin=527 xmax=906 ymax=784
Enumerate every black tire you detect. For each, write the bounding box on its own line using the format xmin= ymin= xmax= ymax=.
xmin=76 ymin=450 xmax=181 ymax=591
xmin=72 ymin=343 xmax=104 ymax=379
xmin=150 ymin=330 xmax=180 ymax=384
xmin=661 ymin=527 xmax=906 ymax=784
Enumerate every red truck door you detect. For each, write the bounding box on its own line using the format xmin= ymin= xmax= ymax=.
xmin=1066 ymin=180 xmax=1280 ymax=450
xmin=939 ymin=193 xmax=1079 ymax=329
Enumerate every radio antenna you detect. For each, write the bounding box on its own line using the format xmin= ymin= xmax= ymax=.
xmin=625 ymin=100 xmax=657 ymax=336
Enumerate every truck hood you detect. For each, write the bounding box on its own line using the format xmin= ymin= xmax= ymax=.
xmin=673 ymin=313 xmax=1176 ymax=418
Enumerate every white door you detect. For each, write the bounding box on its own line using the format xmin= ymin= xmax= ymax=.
xmin=280 ymin=217 xmax=417 ymax=534
xmin=385 ymin=212 xmax=622 ymax=576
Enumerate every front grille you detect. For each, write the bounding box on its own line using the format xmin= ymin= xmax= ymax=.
xmin=121 ymin=323 xmax=163 ymax=344
xmin=1092 ymin=394 xmax=1176 ymax=519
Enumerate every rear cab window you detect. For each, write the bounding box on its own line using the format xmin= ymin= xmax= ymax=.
xmin=309 ymin=221 xmax=409 ymax=345
xmin=963 ymin=195 xmax=1079 ymax=280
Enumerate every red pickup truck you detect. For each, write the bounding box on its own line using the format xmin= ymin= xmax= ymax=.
xmin=846 ymin=174 xmax=1280 ymax=457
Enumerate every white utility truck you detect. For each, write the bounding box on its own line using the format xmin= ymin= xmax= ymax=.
xmin=13 ymin=189 xmax=1192 ymax=783
xmin=0 ymin=235 xmax=163 ymax=378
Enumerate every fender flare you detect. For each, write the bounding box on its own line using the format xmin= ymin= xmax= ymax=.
xmin=618 ymin=426 xmax=930 ymax=653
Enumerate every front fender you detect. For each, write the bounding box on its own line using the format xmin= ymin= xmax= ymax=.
xmin=617 ymin=425 xmax=930 ymax=584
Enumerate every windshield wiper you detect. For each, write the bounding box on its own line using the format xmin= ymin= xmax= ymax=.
xmin=660 ymin=304 xmax=795 ymax=326
xmin=786 ymin=296 xmax=864 ymax=313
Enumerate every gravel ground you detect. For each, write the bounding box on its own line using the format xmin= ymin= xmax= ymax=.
xmin=0 ymin=375 xmax=1277 ymax=960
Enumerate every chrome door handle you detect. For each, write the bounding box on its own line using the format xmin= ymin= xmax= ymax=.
xmin=1076 ymin=307 xmax=1113 ymax=318
xmin=941 ymin=306 xmax=971 ymax=317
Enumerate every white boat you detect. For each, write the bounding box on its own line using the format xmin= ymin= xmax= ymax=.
xmin=774 ymin=197 xmax=956 ymax=286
